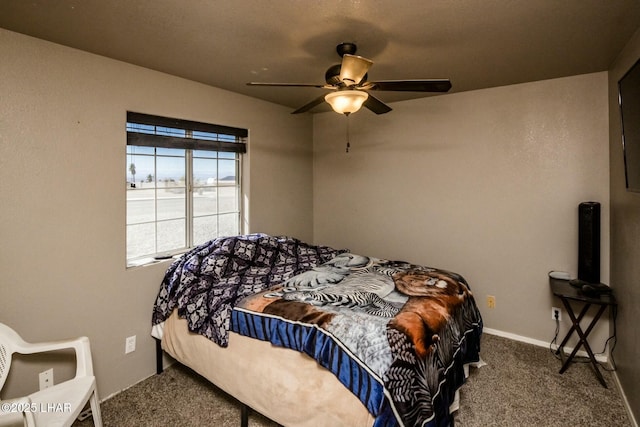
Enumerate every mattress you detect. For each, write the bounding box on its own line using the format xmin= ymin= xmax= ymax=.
xmin=161 ymin=309 xmax=375 ymax=427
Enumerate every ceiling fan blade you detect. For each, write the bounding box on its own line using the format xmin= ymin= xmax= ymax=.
xmin=363 ymin=93 xmax=392 ymax=115
xmin=368 ymin=79 xmax=452 ymax=92
xmin=291 ymin=95 xmax=327 ymax=114
xmin=340 ymin=54 xmax=373 ymax=86
xmin=247 ymin=82 xmax=330 ymax=88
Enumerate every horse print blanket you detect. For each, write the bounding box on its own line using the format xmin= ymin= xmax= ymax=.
xmin=231 ymin=252 xmax=483 ymax=427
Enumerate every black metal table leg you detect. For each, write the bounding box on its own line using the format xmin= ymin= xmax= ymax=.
xmin=240 ymin=403 xmax=249 ymax=427
xmin=557 ymin=297 xmax=609 ymax=387
xmin=555 ymin=303 xmax=590 ymax=355
xmin=155 ymin=338 xmax=164 ymax=374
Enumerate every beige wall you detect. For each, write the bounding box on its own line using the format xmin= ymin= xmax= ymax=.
xmin=609 ymin=27 xmax=640 ymax=423
xmin=313 ymin=72 xmax=610 ymax=345
xmin=0 ymin=28 xmax=314 ymax=398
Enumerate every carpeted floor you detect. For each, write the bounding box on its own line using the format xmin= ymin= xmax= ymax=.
xmin=454 ymin=334 xmax=629 ymax=427
xmin=73 ymin=334 xmax=630 ymax=427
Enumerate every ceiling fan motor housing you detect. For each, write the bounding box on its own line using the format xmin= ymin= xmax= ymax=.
xmin=325 ymin=64 xmax=343 ymax=85
xmin=336 ymin=42 xmax=358 ymax=57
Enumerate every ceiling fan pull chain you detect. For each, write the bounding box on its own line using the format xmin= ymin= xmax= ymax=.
xmin=345 ymin=113 xmax=351 ymax=153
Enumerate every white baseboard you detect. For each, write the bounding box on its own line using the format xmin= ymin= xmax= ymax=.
xmin=482 ymin=327 xmax=608 ymax=363
xmin=612 ymin=371 xmax=639 ymax=427
xmin=99 ymin=357 xmax=176 ymax=403
xmin=100 ymin=371 xmax=157 ymax=402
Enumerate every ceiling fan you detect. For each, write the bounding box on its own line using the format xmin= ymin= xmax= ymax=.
xmin=247 ymin=42 xmax=452 ymax=115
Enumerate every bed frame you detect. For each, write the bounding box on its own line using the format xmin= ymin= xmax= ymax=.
xmin=155 ymin=333 xmax=257 ymax=426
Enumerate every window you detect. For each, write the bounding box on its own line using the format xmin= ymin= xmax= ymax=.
xmin=126 ymin=112 xmax=247 ymax=265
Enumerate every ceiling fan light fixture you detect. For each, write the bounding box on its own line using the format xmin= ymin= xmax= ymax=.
xmin=325 ymin=90 xmax=369 ymax=114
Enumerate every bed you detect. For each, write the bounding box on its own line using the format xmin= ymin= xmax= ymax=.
xmin=151 ymin=234 xmax=483 ymax=427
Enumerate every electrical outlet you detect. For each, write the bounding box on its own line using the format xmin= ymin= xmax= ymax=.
xmin=125 ymin=335 xmax=136 ymax=354
xmin=39 ymin=368 xmax=53 ymax=390
xmin=487 ymin=295 xmax=496 ymax=309
xmin=552 ymin=307 xmax=562 ymax=321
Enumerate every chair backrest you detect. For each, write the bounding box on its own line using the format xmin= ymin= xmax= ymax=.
xmin=0 ymin=342 xmax=10 ymax=393
xmin=0 ymin=323 xmax=22 ymax=392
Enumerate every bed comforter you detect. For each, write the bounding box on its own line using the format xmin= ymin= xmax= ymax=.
xmin=152 ymin=234 xmax=344 ymax=346
xmin=152 ymin=234 xmax=483 ymax=427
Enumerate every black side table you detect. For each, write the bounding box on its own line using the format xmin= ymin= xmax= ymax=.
xmin=549 ymin=277 xmax=616 ymax=388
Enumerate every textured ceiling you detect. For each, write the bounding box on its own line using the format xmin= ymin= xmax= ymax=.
xmin=1 ymin=0 xmax=639 ymax=113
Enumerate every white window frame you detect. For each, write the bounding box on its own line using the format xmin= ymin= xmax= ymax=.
xmin=126 ymin=112 xmax=247 ymax=267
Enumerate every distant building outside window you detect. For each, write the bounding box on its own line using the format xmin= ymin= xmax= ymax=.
xmin=126 ymin=112 xmax=247 ymax=266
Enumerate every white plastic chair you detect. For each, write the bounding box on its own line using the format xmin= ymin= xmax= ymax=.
xmin=0 ymin=323 xmax=102 ymax=427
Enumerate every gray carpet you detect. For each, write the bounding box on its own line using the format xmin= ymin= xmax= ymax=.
xmin=73 ymin=334 xmax=630 ymax=426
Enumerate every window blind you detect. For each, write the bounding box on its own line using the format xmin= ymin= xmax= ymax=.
xmin=126 ymin=111 xmax=247 ymax=153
